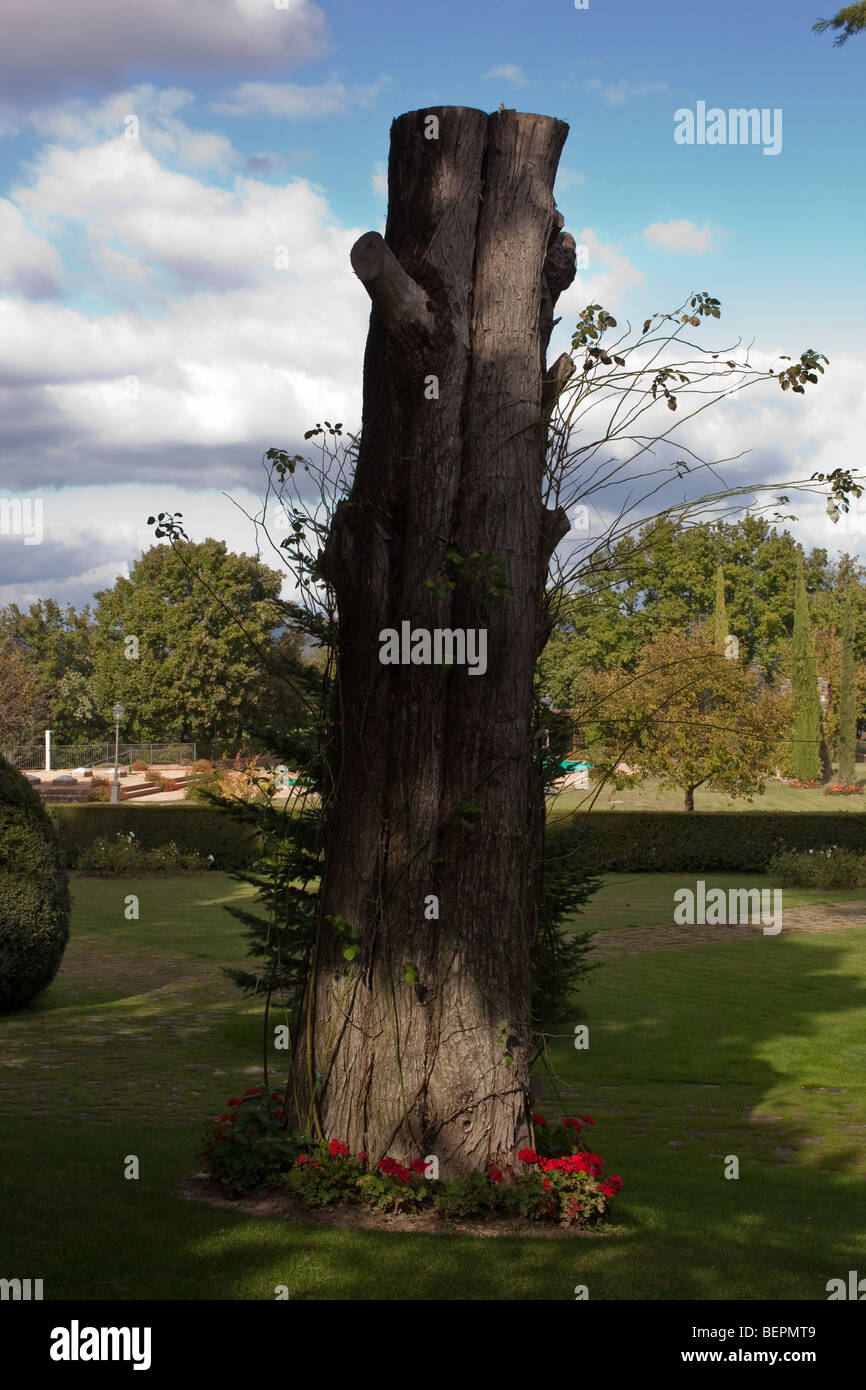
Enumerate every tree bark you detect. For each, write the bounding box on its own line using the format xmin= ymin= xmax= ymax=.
xmin=292 ymin=107 xmax=575 ymax=1178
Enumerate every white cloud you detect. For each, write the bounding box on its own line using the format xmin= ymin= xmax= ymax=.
xmin=584 ymin=78 xmax=669 ymax=106
xmin=571 ymin=344 xmax=866 ymax=562
xmin=0 ymin=0 xmax=331 ymax=104
xmin=547 ymin=381 xmax=866 ymax=579
xmin=549 ymin=228 xmax=645 ymax=349
xmin=642 ymin=220 xmax=717 ymax=255
xmin=482 ymin=64 xmax=528 ymax=88
xmin=555 ymin=168 xmax=586 ymax=190
xmin=213 ymin=74 xmax=389 ymax=118
xmin=372 ymin=162 xmax=388 ymax=197
xmin=27 ymin=86 xmax=241 ymax=178
xmin=0 ymin=199 xmax=64 ymax=299
xmin=686 ymin=350 xmax=866 ymax=500
xmin=0 ymin=126 xmax=372 ymax=494
xmin=86 ymin=240 xmax=158 ymax=293
xmin=13 ymin=136 xmax=353 ymax=295
xmin=0 ymin=271 xmax=365 ymax=450
xmin=0 ymin=484 xmax=304 ymax=610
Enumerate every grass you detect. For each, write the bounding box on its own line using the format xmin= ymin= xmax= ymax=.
xmin=577 ymin=871 xmax=866 ymax=927
xmin=1 ymin=871 xmax=865 ymax=1300
xmin=549 ymin=776 xmax=866 ymax=815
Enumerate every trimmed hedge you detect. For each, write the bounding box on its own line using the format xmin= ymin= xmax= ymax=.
xmin=0 ymin=754 xmax=71 ymax=1012
xmin=47 ymin=804 xmax=262 ymax=871
xmin=45 ymin=803 xmax=866 ymax=877
xmin=546 ymin=811 xmax=866 ymax=874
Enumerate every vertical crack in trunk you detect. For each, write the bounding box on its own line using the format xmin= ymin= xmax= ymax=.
xmin=293 ymin=106 xmax=574 ymax=1178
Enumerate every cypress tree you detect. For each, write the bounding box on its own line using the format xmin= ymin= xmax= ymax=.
xmin=837 ymin=596 xmax=857 ymax=783
xmin=791 ymin=565 xmax=822 ymax=780
xmin=713 ymin=565 xmax=729 ymax=653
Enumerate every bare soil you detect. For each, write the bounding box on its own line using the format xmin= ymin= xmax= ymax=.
xmin=177 ymin=1173 xmax=612 ymax=1239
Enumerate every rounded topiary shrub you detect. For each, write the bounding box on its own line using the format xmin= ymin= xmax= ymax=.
xmin=0 ymin=755 xmax=71 ymax=1012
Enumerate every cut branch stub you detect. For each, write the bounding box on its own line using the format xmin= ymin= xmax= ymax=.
xmin=350 ymin=230 xmax=436 ymax=377
xmin=541 ymin=351 xmax=576 ymax=419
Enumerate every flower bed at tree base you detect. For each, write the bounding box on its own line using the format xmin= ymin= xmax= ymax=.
xmin=178 ymin=1173 xmax=620 ymax=1238
xmin=197 ymin=1091 xmax=623 ymax=1232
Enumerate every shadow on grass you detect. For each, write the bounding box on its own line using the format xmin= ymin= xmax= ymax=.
xmin=2 ymin=882 xmax=865 ymax=1299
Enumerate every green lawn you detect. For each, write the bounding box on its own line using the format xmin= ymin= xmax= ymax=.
xmin=1 ymin=871 xmax=864 ymax=1300
xmin=577 ymin=871 xmax=866 ymax=927
xmin=549 ymin=776 xmax=866 ymax=815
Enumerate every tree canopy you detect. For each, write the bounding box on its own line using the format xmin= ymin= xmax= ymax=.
xmin=0 ymin=542 xmax=315 ymax=756
xmin=584 ymin=625 xmax=791 ymax=810
xmin=0 ymin=600 xmax=97 ymax=743
xmin=539 ymin=515 xmax=837 ymax=697
xmin=0 ymin=640 xmax=48 ymax=747
xmin=89 ymin=539 xmax=306 ymax=754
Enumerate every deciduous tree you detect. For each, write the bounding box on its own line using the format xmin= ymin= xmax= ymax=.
xmin=0 ymin=641 xmax=48 ymax=748
xmin=586 ymin=626 xmax=790 ymax=811
xmin=89 ymin=540 xmax=305 ymax=756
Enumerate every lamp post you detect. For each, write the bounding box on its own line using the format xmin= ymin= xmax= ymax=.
xmin=111 ymin=703 xmax=125 ymax=804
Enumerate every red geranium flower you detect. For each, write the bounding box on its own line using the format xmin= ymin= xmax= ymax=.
xmin=518 ymin=1148 xmax=540 ymax=1164
xmin=489 ymin=1167 xmax=504 ymax=1183
xmin=377 ymin=1156 xmax=414 ymax=1184
xmin=531 ymin=1111 xmax=548 ymax=1127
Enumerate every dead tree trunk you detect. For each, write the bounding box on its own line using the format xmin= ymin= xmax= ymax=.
xmin=293 ymin=106 xmax=576 ymax=1178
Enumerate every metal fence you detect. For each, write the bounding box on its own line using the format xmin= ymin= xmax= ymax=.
xmin=2 ymin=743 xmax=196 ymax=771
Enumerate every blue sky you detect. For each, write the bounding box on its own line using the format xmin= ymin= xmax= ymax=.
xmin=1 ymin=0 xmax=864 ymax=610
